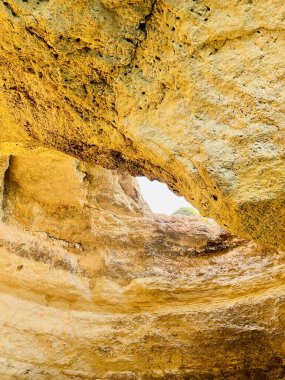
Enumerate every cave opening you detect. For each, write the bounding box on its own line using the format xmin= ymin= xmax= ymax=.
xmin=136 ymin=176 xmax=200 ymax=216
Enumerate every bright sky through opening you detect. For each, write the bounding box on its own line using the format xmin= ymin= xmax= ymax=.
xmin=137 ymin=177 xmax=191 ymax=215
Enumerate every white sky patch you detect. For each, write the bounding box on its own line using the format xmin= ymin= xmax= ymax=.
xmin=137 ymin=176 xmax=191 ymax=215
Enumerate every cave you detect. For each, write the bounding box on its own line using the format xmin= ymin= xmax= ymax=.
xmin=0 ymin=0 xmax=284 ymax=378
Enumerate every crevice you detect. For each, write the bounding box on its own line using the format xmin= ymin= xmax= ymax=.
xmin=25 ymin=26 xmax=56 ymax=54
xmin=145 ymin=228 xmax=247 ymax=259
xmin=141 ymin=0 xmax=158 ymax=37
xmin=1 ymin=0 xmax=18 ymax=17
xmin=0 ymin=233 xmax=80 ymax=273
xmin=1 ymin=156 xmax=12 ymax=222
xmin=200 ymin=235 xmax=247 ymax=255
xmin=126 ymin=0 xmax=158 ymax=67
xmin=34 ymin=230 xmax=84 ymax=251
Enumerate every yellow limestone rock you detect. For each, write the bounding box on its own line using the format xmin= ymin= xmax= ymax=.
xmin=0 ymin=1 xmax=284 ymax=248
xmin=0 ymin=151 xmax=283 ymax=378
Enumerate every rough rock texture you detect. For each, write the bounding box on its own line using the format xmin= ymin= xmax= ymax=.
xmin=0 ymin=0 xmax=284 ymax=248
xmin=0 ymin=152 xmax=284 ymax=379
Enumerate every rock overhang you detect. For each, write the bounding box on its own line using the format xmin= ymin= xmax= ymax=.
xmin=0 ymin=0 xmax=284 ymax=248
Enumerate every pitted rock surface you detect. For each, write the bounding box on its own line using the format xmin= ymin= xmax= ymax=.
xmin=0 ymin=0 xmax=284 ymax=248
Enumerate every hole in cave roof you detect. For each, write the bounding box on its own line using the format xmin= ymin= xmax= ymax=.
xmin=137 ymin=176 xmax=199 ymax=216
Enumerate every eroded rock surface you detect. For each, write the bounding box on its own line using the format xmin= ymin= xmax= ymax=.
xmin=0 ymin=152 xmax=283 ymax=379
xmin=0 ymin=0 xmax=284 ymax=248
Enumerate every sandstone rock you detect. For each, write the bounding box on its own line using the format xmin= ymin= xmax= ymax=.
xmin=0 ymin=1 xmax=284 ymax=248
xmin=0 ymin=152 xmax=283 ymax=378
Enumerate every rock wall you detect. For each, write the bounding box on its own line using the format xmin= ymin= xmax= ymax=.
xmin=0 ymin=0 xmax=284 ymax=248
xmin=0 ymin=1 xmax=284 ymax=376
xmin=0 ymin=152 xmax=283 ymax=379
